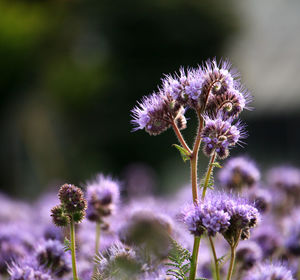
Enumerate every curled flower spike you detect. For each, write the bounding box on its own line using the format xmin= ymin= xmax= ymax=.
xmin=131 ymin=92 xmax=186 ymax=135
xmin=8 ymin=262 xmax=53 ymax=280
xmin=202 ymin=116 xmax=246 ymax=159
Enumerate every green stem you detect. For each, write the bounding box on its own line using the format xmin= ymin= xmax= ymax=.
xmin=93 ymin=222 xmax=101 ymax=275
xmin=201 ymin=152 xmax=216 ymax=200
xmin=70 ymin=219 xmax=78 ymax=280
xmin=188 ymin=113 xmax=204 ymax=280
xmin=226 ymin=245 xmax=236 ymax=280
xmin=189 ymin=236 xmax=201 ymax=280
xmin=209 ymin=236 xmax=220 ymax=280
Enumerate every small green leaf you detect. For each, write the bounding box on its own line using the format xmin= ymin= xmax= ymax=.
xmin=212 ymin=162 xmax=222 ymax=168
xmin=63 ymin=237 xmax=71 ymax=252
xmin=173 ymin=144 xmax=191 ymax=162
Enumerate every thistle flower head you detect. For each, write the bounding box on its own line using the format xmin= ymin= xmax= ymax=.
xmin=202 ymin=116 xmax=246 ymax=159
xmin=58 ymin=184 xmax=87 ymax=214
xmin=86 ymin=174 xmax=120 ymax=223
xmin=243 ymin=262 xmax=294 ymax=280
xmin=36 ymin=239 xmax=71 ymax=277
xmin=131 ymin=91 xmax=186 ymax=135
xmin=219 ymin=156 xmax=260 ymax=191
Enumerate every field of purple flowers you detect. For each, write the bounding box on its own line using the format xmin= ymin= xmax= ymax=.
xmin=1 ymin=59 xmax=299 ymax=280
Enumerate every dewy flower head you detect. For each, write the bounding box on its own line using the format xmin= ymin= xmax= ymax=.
xmin=131 ymin=91 xmax=186 ymax=135
xmin=182 ymin=191 xmax=260 ymax=244
xmin=219 ymin=156 xmax=260 ymax=191
xmin=202 ymin=116 xmax=246 ymax=159
xmin=86 ymin=174 xmax=120 ymax=223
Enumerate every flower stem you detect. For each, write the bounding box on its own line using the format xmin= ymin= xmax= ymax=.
xmin=70 ymin=219 xmax=78 ymax=280
xmin=188 ymin=113 xmax=204 ymax=280
xmin=189 ymin=236 xmax=201 ymax=280
xmin=93 ymin=222 xmax=101 ymax=275
xmin=171 ymin=120 xmax=192 ymax=154
xmin=208 ymin=236 xmax=220 ymax=280
xmin=226 ymin=245 xmax=236 ymax=280
xmin=201 ymin=152 xmax=216 ymax=200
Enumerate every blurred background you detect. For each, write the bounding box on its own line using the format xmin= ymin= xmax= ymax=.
xmin=1 ymin=0 xmax=300 ymax=198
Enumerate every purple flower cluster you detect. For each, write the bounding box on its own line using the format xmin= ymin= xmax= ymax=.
xmin=8 ymin=262 xmax=53 ymax=280
xmin=131 ymin=58 xmax=250 ymax=136
xmin=183 ymin=192 xmax=260 ymax=244
xmin=202 ymin=117 xmax=245 ymax=159
xmin=219 ymin=156 xmax=260 ymax=190
xmin=86 ymin=174 xmax=120 ymax=223
xmin=243 ymin=262 xmax=294 ymax=280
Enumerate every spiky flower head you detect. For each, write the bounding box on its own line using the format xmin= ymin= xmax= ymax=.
xmin=95 ymin=242 xmax=142 ymax=280
xmin=131 ymin=91 xmax=186 ymax=136
xmin=243 ymin=262 xmax=294 ymax=280
xmin=182 ymin=201 xmax=230 ymax=237
xmin=182 ymin=192 xmax=260 ymax=245
xmin=202 ymin=116 xmax=245 ymax=159
xmin=36 ymin=239 xmax=71 ymax=277
xmin=50 ymin=205 xmax=70 ymax=227
xmin=58 ymin=184 xmax=87 ymax=214
xmin=118 ymin=210 xmax=172 ymax=259
xmin=160 ymin=67 xmax=204 ymax=109
xmin=200 ymin=59 xmax=251 ymax=117
xmin=86 ymin=174 xmax=120 ymax=223
xmin=219 ymin=156 xmax=260 ymax=191
xmin=8 ymin=262 xmax=53 ymax=280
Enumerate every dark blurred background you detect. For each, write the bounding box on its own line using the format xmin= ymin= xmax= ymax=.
xmin=1 ymin=0 xmax=300 ymax=198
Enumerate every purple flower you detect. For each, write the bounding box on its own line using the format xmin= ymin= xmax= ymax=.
xmin=86 ymin=174 xmax=120 ymax=223
xmin=236 ymin=241 xmax=262 ymax=270
xmin=218 ymin=156 xmax=260 ymax=191
xmin=36 ymin=239 xmax=71 ymax=277
xmin=267 ymin=166 xmax=300 ymax=194
xmin=183 ymin=192 xmax=260 ymax=244
xmin=201 ymin=116 xmax=246 ymax=159
xmin=8 ymin=262 xmax=53 ymax=280
xmin=182 ymin=198 xmax=231 ymax=237
xmin=0 ymin=223 xmax=34 ymax=274
xmin=252 ymin=225 xmax=281 ymax=258
xmin=131 ymin=91 xmax=186 ymax=135
xmin=243 ymin=262 xmax=294 ymax=280
xmin=200 ymin=59 xmax=251 ymax=117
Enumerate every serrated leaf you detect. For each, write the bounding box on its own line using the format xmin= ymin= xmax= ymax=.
xmin=173 ymin=144 xmax=191 ymax=162
xmin=217 ymin=254 xmax=227 ymax=265
xmin=212 ymin=162 xmax=222 ymax=168
xmin=63 ymin=237 xmax=71 ymax=252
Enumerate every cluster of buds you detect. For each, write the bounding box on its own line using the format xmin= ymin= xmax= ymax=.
xmin=51 ymin=184 xmax=87 ymax=227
